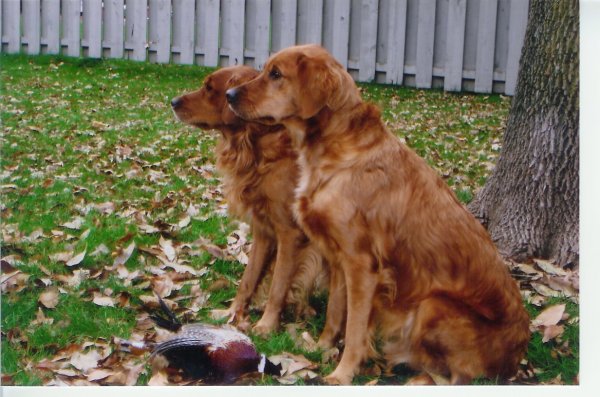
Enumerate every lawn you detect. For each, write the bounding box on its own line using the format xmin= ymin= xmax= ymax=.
xmin=0 ymin=54 xmax=578 ymax=386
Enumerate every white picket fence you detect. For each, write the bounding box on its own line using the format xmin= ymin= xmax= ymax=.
xmin=0 ymin=0 xmax=529 ymax=95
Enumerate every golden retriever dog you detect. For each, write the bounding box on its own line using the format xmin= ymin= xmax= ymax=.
xmin=226 ymin=45 xmax=530 ymax=384
xmin=171 ymin=65 xmax=326 ymax=335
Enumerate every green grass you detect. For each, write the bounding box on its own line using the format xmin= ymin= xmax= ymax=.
xmin=1 ymin=54 xmax=577 ymax=386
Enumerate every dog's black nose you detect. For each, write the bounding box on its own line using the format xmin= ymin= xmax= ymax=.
xmin=171 ymin=96 xmax=183 ymax=109
xmin=225 ymin=88 xmax=238 ymax=105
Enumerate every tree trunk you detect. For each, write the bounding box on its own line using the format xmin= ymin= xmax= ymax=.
xmin=468 ymin=0 xmax=579 ymax=267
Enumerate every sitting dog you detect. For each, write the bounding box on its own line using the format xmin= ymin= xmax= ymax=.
xmin=226 ymin=45 xmax=530 ymax=384
xmin=171 ymin=65 xmax=326 ymax=335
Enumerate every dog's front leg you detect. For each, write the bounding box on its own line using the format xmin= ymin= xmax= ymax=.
xmin=224 ymin=221 xmax=274 ymax=324
xmin=324 ymin=255 xmax=378 ymax=385
xmin=253 ymin=227 xmax=303 ymax=335
xmin=317 ymin=263 xmax=346 ymax=349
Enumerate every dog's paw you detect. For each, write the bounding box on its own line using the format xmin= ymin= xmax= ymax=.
xmin=323 ymin=370 xmax=353 ymax=385
xmin=317 ymin=333 xmax=337 ymax=349
xmin=252 ymin=317 xmax=278 ymax=336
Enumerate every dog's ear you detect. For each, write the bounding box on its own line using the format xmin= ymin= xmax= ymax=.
xmin=297 ymin=55 xmax=329 ymax=119
xmin=297 ymin=55 xmax=361 ymax=119
xmin=326 ymin=62 xmax=362 ymax=111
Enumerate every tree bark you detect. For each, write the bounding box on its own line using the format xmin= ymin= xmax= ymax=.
xmin=468 ymin=0 xmax=579 ymax=267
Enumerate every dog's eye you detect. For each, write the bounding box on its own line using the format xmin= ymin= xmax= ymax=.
xmin=205 ymin=84 xmax=212 ymax=92
xmin=269 ymin=68 xmax=282 ymax=80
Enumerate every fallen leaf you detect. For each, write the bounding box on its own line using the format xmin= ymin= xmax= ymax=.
xmin=55 ymin=368 xmax=79 ymax=377
xmin=91 ymin=120 xmax=109 ymax=130
xmin=86 ymin=368 xmax=114 ymax=382
xmin=148 ymin=369 xmax=170 ymax=386
xmin=533 ymin=259 xmax=568 ymax=277
xmin=62 ymin=217 xmax=85 ymax=230
xmin=113 ymin=242 xmax=136 ymax=267
xmin=159 ymin=236 xmax=176 ymax=262
xmin=153 ymin=275 xmax=174 ymax=298
xmin=542 ymin=324 xmax=565 ymax=343
xmin=32 ymin=307 xmax=54 ymax=326
xmin=92 ymin=291 xmax=115 ymax=307
xmin=301 ymin=331 xmax=318 ymax=352
xmin=39 ymin=286 xmax=60 ymax=309
xmin=531 ymin=282 xmax=562 ymax=298
xmin=91 ymin=244 xmax=110 ymax=257
xmin=94 ymin=202 xmax=115 ymax=214
xmin=70 ymin=349 xmax=102 ymax=372
xmin=178 ymin=215 xmax=191 ymax=229
xmin=49 ymin=251 xmax=74 ymax=263
xmin=532 ymin=304 xmax=566 ymax=327
xmin=66 ymin=249 xmax=86 ymax=267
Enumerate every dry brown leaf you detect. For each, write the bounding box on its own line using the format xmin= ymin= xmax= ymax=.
xmin=153 ymin=275 xmax=174 ymax=298
xmin=301 ymin=331 xmax=319 ymax=352
xmin=70 ymin=349 xmax=102 ymax=372
xmin=66 ymin=249 xmax=86 ymax=267
xmin=39 ymin=286 xmax=60 ymax=309
xmin=91 ymin=120 xmax=109 ymax=130
xmin=159 ymin=236 xmax=176 ymax=262
xmin=92 ymin=291 xmax=115 ymax=307
xmin=178 ymin=215 xmax=191 ymax=229
xmin=91 ymin=244 xmax=110 ymax=257
xmin=55 ymin=368 xmax=80 ymax=377
xmin=113 ymin=242 xmax=136 ymax=267
xmin=49 ymin=251 xmax=74 ymax=263
xmin=532 ymin=304 xmax=566 ymax=327
xmin=94 ymin=202 xmax=115 ymax=215
xmin=148 ymin=369 xmax=170 ymax=386
xmin=1 ymin=268 xmax=30 ymax=293
xmin=86 ymin=368 xmax=114 ymax=382
xmin=62 ymin=217 xmax=85 ymax=230
xmin=542 ymin=324 xmax=565 ymax=343
xmin=533 ymin=259 xmax=568 ymax=277
xmin=32 ymin=307 xmax=54 ymax=326
xmin=531 ymin=282 xmax=562 ymax=298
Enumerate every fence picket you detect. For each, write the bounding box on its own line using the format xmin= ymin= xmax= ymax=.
xmin=220 ymin=0 xmax=245 ymax=66
xmin=23 ymin=0 xmax=41 ymax=55
xmin=415 ymin=0 xmax=436 ymax=88
xmin=3 ymin=0 xmax=20 ymax=53
xmin=149 ymin=0 xmax=172 ymax=63
xmin=383 ymin=0 xmax=407 ymax=84
xmin=245 ymin=0 xmax=271 ymax=69
xmin=196 ymin=0 xmax=220 ymax=66
xmin=272 ymin=0 xmax=297 ymax=52
xmin=358 ymin=0 xmax=378 ymax=82
xmin=444 ymin=0 xmax=467 ymax=91
xmin=475 ymin=0 xmax=498 ymax=93
xmin=297 ymin=0 xmax=323 ymax=45
xmin=125 ymin=0 xmax=148 ymax=61
xmin=323 ymin=0 xmax=351 ymax=68
xmin=41 ymin=0 xmax=60 ymax=54
xmin=83 ymin=0 xmax=103 ymax=58
xmin=103 ymin=0 xmax=125 ymax=58
xmin=505 ymin=0 xmax=529 ymax=95
xmin=172 ymin=0 xmax=195 ymax=64
xmin=62 ymin=0 xmax=81 ymax=57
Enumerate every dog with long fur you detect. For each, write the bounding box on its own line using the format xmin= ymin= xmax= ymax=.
xmin=171 ymin=65 xmax=326 ymax=334
xmin=226 ymin=45 xmax=530 ymax=384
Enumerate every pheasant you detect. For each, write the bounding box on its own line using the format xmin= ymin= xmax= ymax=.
xmin=122 ymin=296 xmax=281 ymax=384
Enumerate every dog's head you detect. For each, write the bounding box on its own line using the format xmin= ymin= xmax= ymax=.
xmin=226 ymin=45 xmax=361 ymax=123
xmin=171 ymin=66 xmax=259 ymax=129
